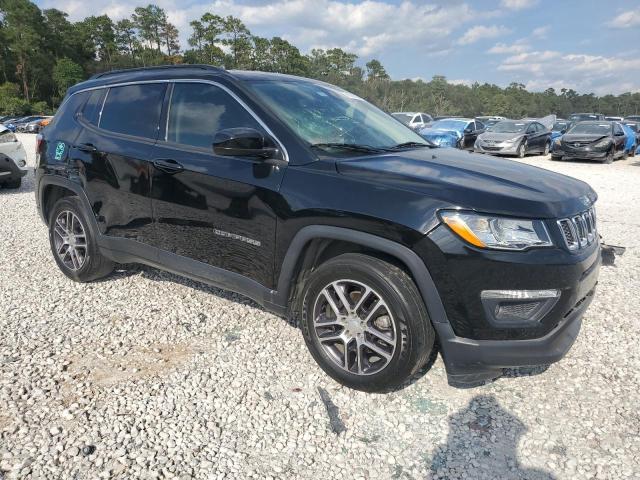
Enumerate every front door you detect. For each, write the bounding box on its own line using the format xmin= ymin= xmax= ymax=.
xmin=150 ymin=81 xmax=286 ymax=288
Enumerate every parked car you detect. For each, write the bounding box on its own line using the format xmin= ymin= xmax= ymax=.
xmin=418 ymin=118 xmax=485 ymax=149
xmin=24 ymin=116 xmax=53 ymax=133
xmin=624 ymin=115 xmax=640 ymax=122
xmin=478 ymin=117 xmax=504 ymax=129
xmin=0 ymin=125 xmax=28 ymax=188
xmin=604 ymin=116 xmax=623 ymax=122
xmin=569 ymin=113 xmax=605 ymax=122
xmin=15 ymin=116 xmax=46 ymax=132
xmin=476 ymin=115 xmax=506 ymax=124
xmin=551 ymin=121 xmax=626 ymax=163
xmin=391 ymin=112 xmax=432 ymax=130
xmin=36 ymin=66 xmax=601 ymax=391
xmin=550 ymin=119 xmax=573 ymax=145
xmin=474 ymin=119 xmax=552 ymax=157
xmin=620 ymin=122 xmax=637 ymax=158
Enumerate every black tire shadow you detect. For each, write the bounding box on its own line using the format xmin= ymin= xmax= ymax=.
xmin=430 ymin=394 xmax=556 ymax=479
xmin=0 ymin=170 xmax=35 ymax=195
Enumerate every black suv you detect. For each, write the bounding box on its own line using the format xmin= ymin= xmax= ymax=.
xmin=35 ymin=66 xmax=601 ymax=391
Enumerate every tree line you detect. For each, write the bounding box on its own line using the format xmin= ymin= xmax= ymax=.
xmin=1 ymin=0 xmax=639 ymax=118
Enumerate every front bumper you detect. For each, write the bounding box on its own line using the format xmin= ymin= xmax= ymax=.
xmin=552 ymin=146 xmax=608 ymax=160
xmin=436 ymin=279 xmax=595 ymax=386
xmin=474 ymin=143 xmax=519 ymax=155
xmin=0 ymin=141 xmax=28 ymax=182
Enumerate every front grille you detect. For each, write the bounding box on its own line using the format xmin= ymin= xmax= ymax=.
xmin=557 ymin=207 xmax=596 ymax=251
xmin=562 ymin=140 xmax=592 ymax=149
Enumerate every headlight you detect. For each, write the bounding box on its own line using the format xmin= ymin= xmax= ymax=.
xmin=554 ymin=138 xmax=561 ymax=146
xmin=440 ymin=211 xmax=553 ymax=250
xmin=0 ymin=132 xmax=17 ymax=143
xmin=593 ymin=139 xmax=611 ymax=149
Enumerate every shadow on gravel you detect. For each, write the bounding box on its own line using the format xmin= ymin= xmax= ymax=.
xmin=0 ymin=172 xmax=35 ymax=195
xmin=430 ymin=394 xmax=556 ymax=479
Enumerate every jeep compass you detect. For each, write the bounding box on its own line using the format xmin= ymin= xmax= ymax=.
xmin=35 ymin=65 xmax=601 ymax=391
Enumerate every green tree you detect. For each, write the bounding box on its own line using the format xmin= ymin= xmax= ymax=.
xmin=52 ymin=57 xmax=84 ymax=97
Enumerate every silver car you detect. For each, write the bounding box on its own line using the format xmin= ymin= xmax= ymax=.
xmin=474 ymin=117 xmax=553 ymax=158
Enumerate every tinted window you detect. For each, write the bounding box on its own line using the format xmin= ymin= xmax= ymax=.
xmin=82 ymin=89 xmax=106 ymax=126
xmin=167 ymin=83 xmax=262 ymax=149
xmin=100 ymin=84 xmax=166 ymax=139
xmin=476 ymin=121 xmax=485 ymax=130
xmin=613 ymin=123 xmax=623 ymax=135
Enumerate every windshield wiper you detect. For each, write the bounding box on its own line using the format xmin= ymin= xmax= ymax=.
xmin=386 ymin=141 xmax=435 ymax=150
xmin=310 ymin=143 xmax=388 ymax=153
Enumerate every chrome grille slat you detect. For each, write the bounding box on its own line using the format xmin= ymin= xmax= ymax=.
xmin=557 ymin=207 xmax=596 ymax=251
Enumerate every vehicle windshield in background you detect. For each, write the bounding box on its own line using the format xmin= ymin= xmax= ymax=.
xmin=570 ymin=114 xmax=599 ymax=122
xmin=248 ymin=80 xmax=427 ymax=150
xmin=392 ymin=113 xmax=413 ymax=124
xmin=489 ymin=121 xmax=526 ymax=133
xmin=567 ymin=123 xmax=611 ymax=135
xmin=430 ymin=119 xmax=467 ymax=131
xmin=552 ymin=122 xmax=569 ymax=131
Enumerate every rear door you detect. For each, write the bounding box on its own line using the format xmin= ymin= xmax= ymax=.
xmin=149 ymin=81 xmax=286 ymax=288
xmin=72 ymin=82 xmax=166 ymax=243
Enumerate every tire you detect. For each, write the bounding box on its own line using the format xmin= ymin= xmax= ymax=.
xmin=603 ymin=150 xmax=614 ymax=164
xmin=631 ymin=145 xmax=637 ymax=158
xmin=551 ymin=155 xmax=562 ymax=161
xmin=543 ymin=142 xmax=550 ymax=156
xmin=299 ymin=253 xmax=435 ymax=392
xmin=517 ymin=140 xmax=527 ymax=158
xmin=48 ymin=196 xmax=114 ymax=282
xmin=2 ymin=178 xmax=21 ymax=189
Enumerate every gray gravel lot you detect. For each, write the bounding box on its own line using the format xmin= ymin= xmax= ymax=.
xmin=1 ymin=133 xmax=639 ymax=479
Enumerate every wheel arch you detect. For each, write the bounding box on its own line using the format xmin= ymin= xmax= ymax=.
xmin=38 ymin=176 xmax=99 ymax=237
xmin=271 ymin=225 xmax=449 ymax=327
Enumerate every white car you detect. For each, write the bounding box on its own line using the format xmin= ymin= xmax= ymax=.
xmin=392 ymin=112 xmax=433 ymax=130
xmin=0 ymin=126 xmax=28 ymax=189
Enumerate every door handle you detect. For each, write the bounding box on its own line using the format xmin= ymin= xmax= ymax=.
xmin=153 ymin=158 xmax=184 ymax=174
xmin=75 ymin=143 xmax=97 ymax=153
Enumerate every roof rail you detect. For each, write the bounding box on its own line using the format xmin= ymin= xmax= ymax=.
xmin=90 ymin=64 xmax=224 ymax=80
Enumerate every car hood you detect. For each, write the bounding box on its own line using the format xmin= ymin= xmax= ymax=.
xmin=420 ymin=128 xmax=461 ymax=138
xmin=561 ymin=134 xmax=608 ymax=143
xmin=478 ymin=132 xmax=524 ymax=142
xmin=336 ymin=148 xmax=596 ymax=219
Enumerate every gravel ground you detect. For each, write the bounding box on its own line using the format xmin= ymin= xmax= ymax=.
xmin=1 ymin=133 xmax=639 ymax=480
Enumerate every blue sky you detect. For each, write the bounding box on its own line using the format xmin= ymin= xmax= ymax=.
xmin=36 ymin=0 xmax=640 ymax=94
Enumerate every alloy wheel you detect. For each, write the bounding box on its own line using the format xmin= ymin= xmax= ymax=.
xmin=312 ymin=279 xmax=397 ymax=376
xmin=52 ymin=210 xmax=87 ymax=271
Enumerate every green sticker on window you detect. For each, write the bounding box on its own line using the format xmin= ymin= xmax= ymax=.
xmin=54 ymin=142 xmax=65 ymax=161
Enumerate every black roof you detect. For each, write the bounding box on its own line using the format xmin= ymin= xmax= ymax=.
xmin=68 ymin=65 xmax=322 ymax=96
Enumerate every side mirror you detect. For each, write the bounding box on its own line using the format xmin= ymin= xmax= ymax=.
xmin=213 ymin=127 xmax=280 ymax=159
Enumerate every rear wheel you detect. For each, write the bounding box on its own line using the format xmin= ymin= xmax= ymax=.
xmin=300 ymin=253 xmax=435 ymax=392
xmin=48 ymin=197 xmax=114 ymax=282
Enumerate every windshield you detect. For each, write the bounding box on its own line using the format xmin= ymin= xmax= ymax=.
xmin=552 ymin=122 xmax=568 ymax=131
xmin=392 ymin=113 xmax=413 ymax=124
xmin=567 ymin=123 xmax=611 ymax=135
xmin=248 ymin=80 xmax=427 ymax=150
xmin=489 ymin=121 xmax=526 ymax=133
xmin=430 ymin=120 xmax=467 ymax=131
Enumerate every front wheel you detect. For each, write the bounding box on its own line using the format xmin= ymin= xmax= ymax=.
xmin=48 ymin=196 xmax=114 ymax=282
xmin=543 ymin=142 xmax=550 ymax=156
xmin=300 ymin=253 xmax=435 ymax=392
xmin=603 ymin=150 xmax=614 ymax=164
xmin=517 ymin=140 xmax=527 ymax=158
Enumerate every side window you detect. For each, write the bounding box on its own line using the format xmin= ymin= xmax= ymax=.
xmin=536 ymin=123 xmax=545 ymax=132
xmin=167 ymin=83 xmax=264 ymax=149
xmin=527 ymin=123 xmax=536 ymax=134
xmin=81 ymin=89 xmax=106 ymax=126
xmin=100 ymin=83 xmax=166 ymax=139
xmin=476 ymin=121 xmax=485 ymax=130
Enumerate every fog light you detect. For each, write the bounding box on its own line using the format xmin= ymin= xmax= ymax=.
xmin=480 ymin=289 xmax=560 ymax=326
xmin=18 ymin=159 xmax=26 ymax=167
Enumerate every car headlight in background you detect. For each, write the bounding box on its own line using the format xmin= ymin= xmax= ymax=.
xmin=593 ymin=138 xmax=612 ymax=150
xmin=554 ymin=138 xmax=562 ymax=146
xmin=440 ymin=211 xmax=553 ymax=250
xmin=0 ymin=132 xmax=17 ymax=143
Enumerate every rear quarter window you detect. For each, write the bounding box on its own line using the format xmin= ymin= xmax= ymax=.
xmin=81 ymin=89 xmax=107 ymax=126
xmin=99 ymin=83 xmax=166 ymax=139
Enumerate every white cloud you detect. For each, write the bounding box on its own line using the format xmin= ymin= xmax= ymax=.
xmin=607 ymin=11 xmax=640 ymax=29
xmin=500 ymin=0 xmax=539 ymax=10
xmin=497 ymin=50 xmax=640 ymax=94
xmin=531 ymin=25 xmax=549 ymax=38
xmin=487 ymin=42 xmax=530 ymax=54
xmin=457 ymin=25 xmax=511 ymax=45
